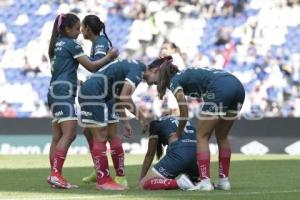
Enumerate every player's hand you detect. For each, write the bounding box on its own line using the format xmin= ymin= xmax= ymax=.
xmin=107 ymin=48 xmax=119 ymax=60
xmin=123 ymin=121 xmax=133 ymax=138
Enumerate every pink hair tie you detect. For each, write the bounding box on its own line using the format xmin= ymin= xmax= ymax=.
xmin=57 ymin=14 xmax=65 ymax=32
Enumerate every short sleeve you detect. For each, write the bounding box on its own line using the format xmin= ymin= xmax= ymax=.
xmin=67 ymin=39 xmax=85 ymax=59
xmin=94 ymin=38 xmax=110 ymax=57
xmin=149 ymin=121 xmax=160 ymax=139
xmin=169 ymin=74 xmax=183 ymax=95
xmin=125 ymin=66 xmax=144 ymax=88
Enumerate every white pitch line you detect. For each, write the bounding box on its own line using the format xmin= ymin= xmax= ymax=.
xmin=1 ymin=190 xmax=300 ymax=200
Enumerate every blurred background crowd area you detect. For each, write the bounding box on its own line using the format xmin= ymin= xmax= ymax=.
xmin=0 ymin=0 xmax=300 ymax=118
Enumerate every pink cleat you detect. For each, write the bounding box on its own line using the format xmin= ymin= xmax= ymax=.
xmin=96 ymin=177 xmax=127 ymax=191
xmin=47 ymin=172 xmax=78 ymax=189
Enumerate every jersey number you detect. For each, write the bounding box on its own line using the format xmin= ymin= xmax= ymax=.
xmin=170 ymin=118 xmax=195 ymax=134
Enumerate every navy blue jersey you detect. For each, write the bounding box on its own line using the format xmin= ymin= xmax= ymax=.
xmin=90 ymin=33 xmax=111 ymax=61
xmin=169 ymin=67 xmax=231 ymax=98
xmin=49 ymin=36 xmax=85 ymax=97
xmin=83 ymin=59 xmax=146 ymax=99
xmin=149 ymin=116 xmax=196 ymax=146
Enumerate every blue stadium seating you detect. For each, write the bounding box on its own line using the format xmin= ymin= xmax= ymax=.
xmin=0 ymin=0 xmax=299 ymax=117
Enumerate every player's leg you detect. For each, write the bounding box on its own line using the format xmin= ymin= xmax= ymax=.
xmin=90 ymin=126 xmax=126 ymax=191
xmin=82 ymin=128 xmax=97 ymax=183
xmin=107 ymin=122 xmax=128 ymax=187
xmin=192 ymin=114 xmax=220 ymax=191
xmin=214 ymin=112 xmax=237 ymax=190
xmin=49 ymin=121 xmax=62 ymax=171
xmin=140 ymin=143 xmax=194 ymax=190
xmin=48 ymin=102 xmax=78 ymax=189
xmin=140 ymin=167 xmax=180 ymax=190
xmin=79 ymin=93 xmax=125 ymax=190
xmin=84 ymin=128 xmax=93 ymax=155
xmin=214 ymin=80 xmax=244 ymax=190
xmin=181 ymin=143 xmax=199 ymax=184
xmin=48 ymin=119 xmax=78 ymax=189
xmin=47 ymin=121 xmax=62 ymax=188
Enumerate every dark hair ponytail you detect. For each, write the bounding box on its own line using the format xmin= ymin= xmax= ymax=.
xmin=48 ymin=13 xmax=80 ymax=59
xmin=48 ymin=15 xmax=61 ymax=59
xmin=101 ymin=22 xmax=112 ymax=47
xmin=157 ymin=61 xmax=179 ymax=100
xmin=82 ymin=15 xmax=112 ymax=47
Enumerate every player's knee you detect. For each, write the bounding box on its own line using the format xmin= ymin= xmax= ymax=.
xmin=196 ymin=133 xmax=210 ymax=141
xmin=216 ymin=136 xmax=228 ymax=142
xmin=62 ymin=134 xmax=77 ymax=144
xmin=52 ymin=135 xmax=61 ymax=143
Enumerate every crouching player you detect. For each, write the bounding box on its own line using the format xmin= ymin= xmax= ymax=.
xmin=139 ymin=115 xmax=198 ymax=190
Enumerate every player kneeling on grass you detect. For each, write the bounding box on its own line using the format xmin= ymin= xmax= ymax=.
xmin=139 ymin=115 xmax=198 ymax=190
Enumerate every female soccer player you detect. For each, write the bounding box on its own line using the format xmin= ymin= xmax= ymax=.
xmin=139 ymin=115 xmax=198 ymax=190
xmin=47 ymin=13 xmax=118 ymax=189
xmin=78 ymin=58 xmax=148 ymax=190
xmin=143 ymin=56 xmax=245 ymax=191
xmin=80 ymin=15 xmax=128 ymax=187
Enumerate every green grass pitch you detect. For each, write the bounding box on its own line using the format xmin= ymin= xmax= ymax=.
xmin=1 ymin=154 xmax=300 ymax=200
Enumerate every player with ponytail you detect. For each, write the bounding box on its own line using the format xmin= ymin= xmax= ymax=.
xmin=143 ymin=56 xmax=245 ymax=191
xmin=81 ymin=15 xmax=128 ymax=187
xmin=47 ymin=13 xmax=118 ymax=189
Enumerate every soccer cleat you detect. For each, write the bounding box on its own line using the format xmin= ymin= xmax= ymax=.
xmin=82 ymin=170 xmax=97 ymax=183
xmin=47 ymin=172 xmax=78 ymax=189
xmin=47 ymin=176 xmax=58 ymax=188
xmin=176 ymin=174 xmax=195 ymax=190
xmin=188 ymin=178 xmax=214 ymax=191
xmin=114 ymin=176 xmax=129 ymax=188
xmin=96 ymin=177 xmax=127 ymax=191
xmin=214 ymin=177 xmax=231 ymax=191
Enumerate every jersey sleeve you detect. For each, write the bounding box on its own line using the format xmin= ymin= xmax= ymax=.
xmin=149 ymin=121 xmax=160 ymax=139
xmin=125 ymin=66 xmax=144 ymax=88
xmin=67 ymin=39 xmax=85 ymax=59
xmin=169 ymin=74 xmax=183 ymax=95
xmin=94 ymin=38 xmax=110 ymax=58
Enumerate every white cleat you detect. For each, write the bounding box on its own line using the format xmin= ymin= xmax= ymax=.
xmin=214 ymin=177 xmax=231 ymax=191
xmin=188 ymin=178 xmax=214 ymax=191
xmin=176 ymin=174 xmax=195 ymax=190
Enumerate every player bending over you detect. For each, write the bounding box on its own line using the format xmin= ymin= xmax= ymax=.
xmin=139 ymin=115 xmax=198 ymax=190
